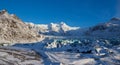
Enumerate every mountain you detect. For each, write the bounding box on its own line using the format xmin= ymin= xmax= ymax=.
xmin=26 ymin=22 xmax=80 ymax=36
xmin=0 ymin=9 xmax=44 ymax=44
xmin=84 ymin=17 xmax=120 ymax=38
xmin=0 ymin=10 xmax=120 ymax=65
xmin=26 ymin=17 xmax=120 ymax=38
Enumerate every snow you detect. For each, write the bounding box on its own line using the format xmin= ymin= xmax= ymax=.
xmin=0 ymin=10 xmax=120 ymax=65
xmin=0 ymin=32 xmax=120 ymax=65
xmin=26 ymin=22 xmax=80 ymax=36
xmin=85 ymin=18 xmax=120 ymax=38
xmin=1 ymin=20 xmax=120 ymax=65
xmin=45 ymin=52 xmax=95 ymax=65
xmin=11 ymin=36 xmax=120 ymax=65
xmin=0 ymin=47 xmax=43 ymax=65
xmin=45 ymin=52 xmax=97 ymax=65
xmin=72 ymin=58 xmax=96 ymax=65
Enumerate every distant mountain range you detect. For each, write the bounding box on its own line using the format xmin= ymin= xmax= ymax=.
xmin=26 ymin=17 xmax=120 ymax=38
xmin=0 ymin=9 xmax=119 ymax=44
xmin=85 ymin=17 xmax=120 ymax=38
xmin=26 ymin=22 xmax=81 ymax=36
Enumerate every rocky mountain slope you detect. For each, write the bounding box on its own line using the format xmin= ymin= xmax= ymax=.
xmin=0 ymin=10 xmax=44 ymax=44
xmin=85 ymin=18 xmax=120 ymax=38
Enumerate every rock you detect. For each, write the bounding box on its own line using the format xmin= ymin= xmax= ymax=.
xmin=0 ymin=9 xmax=44 ymax=44
xmin=0 ymin=47 xmax=43 ymax=65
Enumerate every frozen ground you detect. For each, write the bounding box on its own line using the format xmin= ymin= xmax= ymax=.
xmin=0 ymin=47 xmax=43 ymax=65
xmin=11 ymin=36 xmax=120 ymax=65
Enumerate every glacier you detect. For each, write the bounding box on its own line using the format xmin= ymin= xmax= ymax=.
xmin=0 ymin=9 xmax=120 ymax=65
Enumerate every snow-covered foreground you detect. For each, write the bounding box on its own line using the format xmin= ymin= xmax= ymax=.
xmin=44 ymin=49 xmax=120 ymax=65
xmin=45 ymin=52 xmax=96 ymax=65
xmin=11 ymin=37 xmax=120 ymax=65
xmin=0 ymin=47 xmax=43 ymax=65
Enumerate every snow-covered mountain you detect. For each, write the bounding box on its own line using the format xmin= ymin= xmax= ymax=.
xmin=26 ymin=17 xmax=120 ymax=38
xmin=0 ymin=9 xmax=120 ymax=65
xmin=0 ymin=9 xmax=44 ymax=44
xmin=26 ymin=22 xmax=81 ymax=36
xmin=84 ymin=17 xmax=120 ymax=38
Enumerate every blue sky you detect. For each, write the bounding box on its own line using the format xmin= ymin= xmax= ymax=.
xmin=0 ymin=0 xmax=118 ymax=27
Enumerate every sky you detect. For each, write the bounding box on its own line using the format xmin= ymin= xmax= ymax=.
xmin=0 ymin=0 xmax=119 ymax=27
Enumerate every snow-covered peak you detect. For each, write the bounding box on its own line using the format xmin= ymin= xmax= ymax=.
xmin=106 ymin=17 xmax=120 ymax=27
xmin=0 ymin=9 xmax=21 ymax=21
xmin=84 ymin=17 xmax=120 ymax=38
xmin=60 ymin=22 xmax=80 ymax=31
xmin=60 ymin=22 xmax=66 ymax=25
xmin=110 ymin=17 xmax=120 ymax=21
xmin=26 ymin=22 xmax=80 ymax=35
xmin=26 ymin=22 xmax=35 ymax=27
xmin=49 ymin=22 xmax=79 ymax=30
xmin=0 ymin=9 xmax=10 ymax=18
xmin=0 ymin=9 xmax=7 ymax=14
xmin=60 ymin=22 xmax=69 ymax=27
